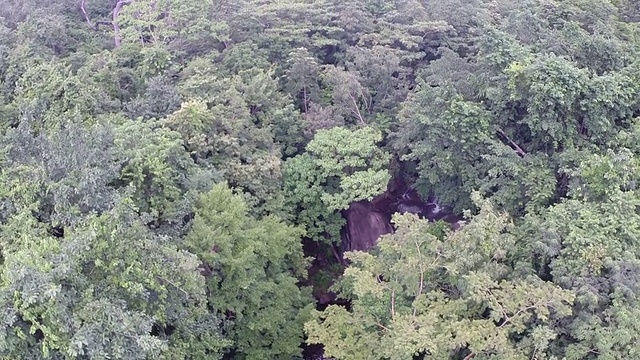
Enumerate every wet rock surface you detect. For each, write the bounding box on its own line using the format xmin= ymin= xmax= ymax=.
xmin=342 ymin=178 xmax=461 ymax=252
xmin=303 ymin=344 xmax=336 ymax=360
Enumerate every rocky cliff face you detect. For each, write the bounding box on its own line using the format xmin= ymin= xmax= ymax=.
xmin=341 ymin=178 xmax=462 ymax=253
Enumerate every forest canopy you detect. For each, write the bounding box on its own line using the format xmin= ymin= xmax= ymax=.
xmin=1 ymin=0 xmax=640 ymax=359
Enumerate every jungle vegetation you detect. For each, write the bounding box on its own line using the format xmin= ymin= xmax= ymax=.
xmin=1 ymin=0 xmax=640 ymax=359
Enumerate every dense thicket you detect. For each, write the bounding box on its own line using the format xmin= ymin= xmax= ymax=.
xmin=1 ymin=0 xmax=640 ymax=359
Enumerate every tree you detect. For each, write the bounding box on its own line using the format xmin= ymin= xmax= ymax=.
xmin=170 ymin=64 xmax=306 ymax=213
xmin=112 ymin=118 xmax=216 ymax=228
xmin=126 ymin=75 xmax=182 ymax=120
xmin=4 ymin=0 xmax=640 ymax=358
xmin=306 ymin=195 xmax=575 ymax=360
xmin=0 ymin=200 xmax=227 ymax=359
xmin=0 ymin=120 xmax=117 ymax=230
xmin=520 ymin=137 xmax=640 ymax=359
xmin=394 ymin=0 xmax=640 ymax=216
xmin=117 ymin=0 xmax=228 ymax=54
xmin=184 ymin=183 xmax=314 ymax=360
xmin=283 ymin=126 xmax=391 ymax=243
xmin=284 ymin=47 xmax=322 ymax=114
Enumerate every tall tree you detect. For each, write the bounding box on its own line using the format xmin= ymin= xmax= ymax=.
xmin=0 ymin=200 xmax=227 ymax=359
xmin=283 ymin=126 xmax=391 ymax=244
xmin=306 ymin=195 xmax=575 ymax=359
xmin=184 ymin=183 xmax=313 ymax=360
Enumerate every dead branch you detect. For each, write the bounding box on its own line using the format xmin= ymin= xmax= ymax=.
xmin=156 ymin=276 xmax=188 ymax=296
xmin=113 ymin=0 xmax=134 ymax=48
xmin=350 ymin=94 xmax=366 ymax=125
xmin=391 ymin=289 xmax=396 ymax=320
xmin=330 ymin=242 xmax=344 ymax=266
xmin=80 ymin=0 xmax=133 ymax=47
xmin=496 ymin=128 xmax=526 ymax=158
xmin=80 ymin=0 xmax=113 ymax=30
xmin=412 ymin=240 xmax=425 ymax=318
xmin=80 ymin=0 xmax=94 ymax=28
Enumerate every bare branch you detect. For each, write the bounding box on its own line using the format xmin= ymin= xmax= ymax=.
xmin=350 ymin=94 xmax=365 ymax=125
xmin=412 ymin=240 xmax=426 ymax=317
xmin=113 ymin=0 xmax=134 ymax=48
xmin=416 ymin=240 xmax=425 ymax=295
xmin=156 ymin=276 xmax=188 ymax=296
xmin=80 ymin=0 xmax=113 ymax=30
xmin=303 ymin=86 xmax=309 ymax=114
xmin=330 ymin=242 xmax=344 ymax=266
xmin=80 ymin=0 xmax=132 ymax=46
xmin=496 ymin=128 xmax=526 ymax=158
xmin=80 ymin=0 xmax=94 ymax=28
xmin=391 ymin=289 xmax=396 ymax=320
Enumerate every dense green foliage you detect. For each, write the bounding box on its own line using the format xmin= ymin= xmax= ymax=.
xmin=283 ymin=126 xmax=391 ymax=243
xmin=2 ymin=0 xmax=640 ymax=359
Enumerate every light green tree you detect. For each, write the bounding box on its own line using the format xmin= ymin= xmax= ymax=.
xmin=0 ymin=200 xmax=228 ymax=359
xmin=306 ymin=195 xmax=575 ymax=359
xmin=283 ymin=126 xmax=391 ymax=243
xmin=184 ymin=183 xmax=314 ymax=360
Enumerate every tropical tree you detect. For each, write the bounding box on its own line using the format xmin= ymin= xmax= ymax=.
xmin=184 ymin=183 xmax=313 ymax=360
xmin=306 ymin=195 xmax=575 ymax=360
xmin=0 ymin=200 xmax=227 ymax=359
xmin=283 ymin=126 xmax=391 ymax=244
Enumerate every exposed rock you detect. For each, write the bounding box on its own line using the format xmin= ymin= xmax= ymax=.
xmin=341 ymin=178 xmax=462 ymax=253
xmin=342 ymin=201 xmax=393 ymax=252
